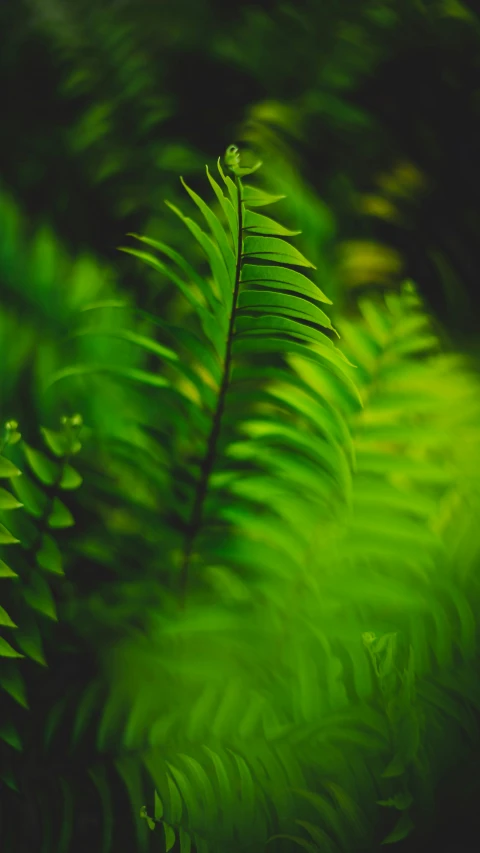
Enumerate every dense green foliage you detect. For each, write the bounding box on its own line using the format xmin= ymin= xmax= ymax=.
xmin=2 ymin=2 xmax=480 ymax=851
xmin=1 ymin=144 xmax=480 ymax=852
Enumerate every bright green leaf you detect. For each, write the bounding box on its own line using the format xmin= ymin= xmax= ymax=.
xmin=243 ymin=208 xmax=301 ymax=236
xmin=163 ymin=823 xmax=176 ymax=851
xmin=0 ymin=636 xmax=24 ymax=658
xmin=0 ymin=487 xmax=22 ymax=510
xmin=0 ymin=524 xmax=20 ymax=545
xmin=0 ymin=457 xmax=22 ymax=478
xmin=48 ymin=498 xmax=74 ymax=529
xmin=24 ymin=444 xmax=59 ymax=486
xmin=206 ymin=165 xmax=238 ymax=244
xmin=11 ymin=471 xmax=47 ymax=517
xmin=238 ymin=290 xmax=336 ymax=331
xmin=242 ymin=185 xmax=285 ymax=207
xmin=217 ymin=157 xmax=238 ymax=207
xmin=0 ymin=559 xmax=18 ymax=578
xmin=244 ymin=236 xmax=316 ymax=268
xmin=0 ymin=605 xmax=17 ymax=628
xmin=40 ymin=427 xmax=69 ymax=457
xmin=59 ymin=466 xmax=83 ymax=490
xmin=180 ymin=176 xmax=236 ymax=284
xmin=241 ymin=264 xmax=332 ymax=304
xmin=165 ymin=200 xmax=232 ymax=306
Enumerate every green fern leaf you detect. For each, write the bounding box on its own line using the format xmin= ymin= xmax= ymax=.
xmin=0 ymin=559 xmax=18 ymax=578
xmin=180 ymin=176 xmax=236 ymax=281
xmin=59 ymin=465 xmax=82 ymax=490
xmin=0 ymin=487 xmax=22 ymax=510
xmin=48 ymin=498 xmax=74 ymax=529
xmin=243 ymin=235 xmax=315 ymax=268
xmin=238 ymin=290 xmax=337 ymax=333
xmin=206 ymin=165 xmax=238 ymax=244
xmin=241 ymin=185 xmax=285 ymax=207
xmin=241 ymin=263 xmax=332 ymax=303
xmin=244 ymin=208 xmax=301 ymax=236
xmin=0 ymin=523 xmax=20 ymax=544
xmin=11 ymin=470 xmax=47 ymax=517
xmin=0 ymin=604 xmax=17 ymax=628
xmin=23 ymin=444 xmax=59 ymax=486
xmin=0 ymin=456 xmax=22 ymax=478
xmin=163 ymin=822 xmax=176 ymax=850
xmin=165 ymin=200 xmax=232 ymax=306
xmin=0 ymin=636 xmax=24 ymax=658
xmin=40 ymin=427 xmax=69 ymax=457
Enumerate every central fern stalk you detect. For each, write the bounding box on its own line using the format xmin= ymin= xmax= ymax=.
xmin=179 ymin=175 xmax=243 ymax=606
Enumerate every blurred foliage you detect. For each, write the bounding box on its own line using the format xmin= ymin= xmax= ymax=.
xmin=2 ymin=0 xmax=480 ymax=851
xmin=1 ymin=0 xmax=479 ymax=338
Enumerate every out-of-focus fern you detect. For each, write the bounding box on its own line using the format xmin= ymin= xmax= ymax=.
xmin=281 ymin=280 xmax=480 ymax=847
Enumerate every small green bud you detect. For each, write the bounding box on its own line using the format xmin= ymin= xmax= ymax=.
xmin=4 ymin=420 xmax=21 ymax=445
xmin=224 ymin=144 xmax=240 ymax=169
xmin=224 ymin=143 xmax=262 ymax=177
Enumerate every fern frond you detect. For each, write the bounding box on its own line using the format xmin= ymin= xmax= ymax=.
xmin=54 ymin=148 xmax=354 ymax=619
xmin=0 ymin=416 xmax=83 ymax=798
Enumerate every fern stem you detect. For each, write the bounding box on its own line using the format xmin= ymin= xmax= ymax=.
xmin=178 ymin=175 xmax=244 ymax=606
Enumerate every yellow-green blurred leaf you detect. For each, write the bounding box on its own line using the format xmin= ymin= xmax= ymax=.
xmin=0 ymin=457 xmax=22 ymax=478
xmin=48 ymin=498 xmax=74 ymax=529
